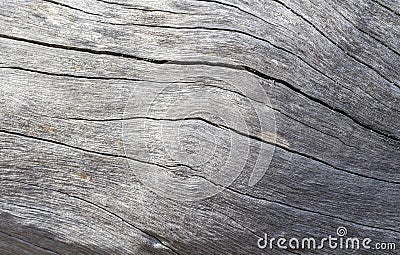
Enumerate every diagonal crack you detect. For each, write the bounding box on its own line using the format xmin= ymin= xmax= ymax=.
xmin=0 ymin=66 xmax=143 ymax=81
xmin=1 ymin=132 xmax=399 ymax=235
xmin=0 ymin=34 xmax=398 ymax=142
xmin=326 ymin=1 xmax=399 ymax=56
xmin=44 ymin=0 xmax=400 ymax=110
xmin=58 ymin=115 xmax=400 ymax=184
xmin=1 ymin=179 xmax=180 ymax=255
xmin=0 ymin=129 xmax=175 ymax=172
xmin=1 ymin=116 xmax=398 ymax=185
xmin=95 ymin=19 xmax=399 ymax=112
xmin=0 ymin=64 xmax=358 ymax=148
xmin=42 ymin=0 xmax=101 ymax=16
xmin=0 ymin=66 xmax=198 ymax=85
xmin=270 ymin=0 xmax=399 ymax=88
xmin=243 ymin=66 xmax=400 ymax=141
xmin=194 ymin=0 xmax=296 ymax=34
xmin=94 ymin=0 xmax=193 ymax=15
xmin=370 ymin=0 xmax=400 ymax=15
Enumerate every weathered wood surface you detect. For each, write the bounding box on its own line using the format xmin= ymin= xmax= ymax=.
xmin=0 ymin=0 xmax=399 ymax=254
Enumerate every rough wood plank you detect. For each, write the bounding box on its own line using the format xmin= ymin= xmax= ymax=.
xmin=0 ymin=0 xmax=399 ymax=254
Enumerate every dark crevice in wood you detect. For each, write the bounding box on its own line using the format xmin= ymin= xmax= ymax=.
xmin=94 ymin=0 xmax=194 ymax=15
xmin=271 ymin=0 xmax=399 ymax=87
xmin=0 ymin=66 xmax=143 ymax=81
xmin=5 ymin=175 xmax=400 ymax=244
xmin=44 ymin=0 xmax=398 ymax=92
xmin=0 ymin=64 xmax=357 ymax=148
xmin=44 ymin=0 xmax=395 ymax=114
xmin=41 ymin=0 xmax=400 ymax=94
xmin=42 ymin=0 xmax=101 ymax=16
xmin=44 ymin=0 xmax=191 ymax=16
xmin=370 ymin=0 xmax=400 ymax=15
xmin=96 ymin=20 xmax=305 ymax=59
xmin=96 ymin=20 xmax=397 ymax=112
xmin=2 ymin=179 xmax=307 ymax=255
xmin=4 ymin=202 xmax=57 ymax=216
xmin=192 ymin=82 xmax=358 ymax=149
xmin=0 ymin=66 xmax=198 ymax=85
xmin=326 ymin=1 xmax=400 ymax=56
xmin=68 ymin=112 xmax=354 ymax=152
xmin=195 ymin=0 xmax=263 ymax=22
xmin=243 ymin=66 xmax=400 ymax=141
xmin=0 ymin=34 xmax=397 ymax=141
xmin=203 ymin=117 xmax=400 ymax=185
xmin=2 ymin=113 xmax=398 ymax=186
xmin=1 ymin=179 xmax=181 ymax=255
xmin=194 ymin=175 xmax=400 ymax=235
xmin=0 ymin=231 xmax=61 ymax=255
xmin=194 ymin=0 xmax=296 ymax=34
xmin=62 ymin=115 xmax=400 ymax=185
xmin=2 ymin=138 xmax=398 ymax=235
xmin=0 ymin=129 xmax=175 ymax=173
xmin=65 ymin=80 xmax=358 ymax=149
xmin=0 ymin=34 xmax=168 ymax=63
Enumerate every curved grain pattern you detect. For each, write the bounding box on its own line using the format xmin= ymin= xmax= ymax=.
xmin=0 ymin=0 xmax=399 ymax=254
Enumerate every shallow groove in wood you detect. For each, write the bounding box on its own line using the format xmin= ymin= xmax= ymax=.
xmin=0 ymin=231 xmax=60 ymax=255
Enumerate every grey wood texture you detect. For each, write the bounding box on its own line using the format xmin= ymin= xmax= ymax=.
xmin=0 ymin=0 xmax=399 ymax=254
